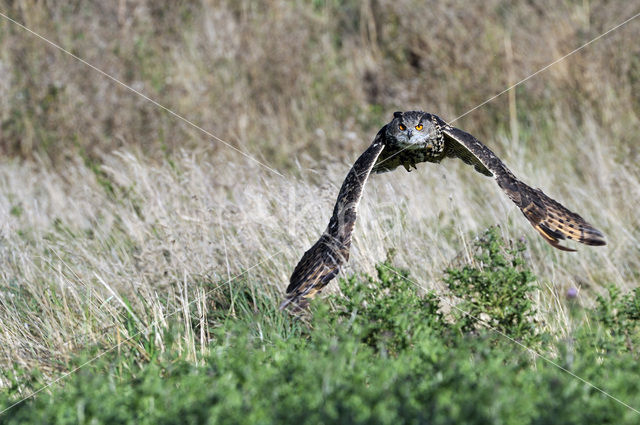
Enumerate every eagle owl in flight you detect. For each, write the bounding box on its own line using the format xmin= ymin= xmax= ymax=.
xmin=281 ymin=111 xmax=606 ymax=310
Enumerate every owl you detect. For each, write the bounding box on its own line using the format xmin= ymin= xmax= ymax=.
xmin=281 ymin=111 xmax=606 ymax=310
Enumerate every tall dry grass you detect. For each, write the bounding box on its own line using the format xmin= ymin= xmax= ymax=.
xmin=0 ymin=0 xmax=638 ymax=383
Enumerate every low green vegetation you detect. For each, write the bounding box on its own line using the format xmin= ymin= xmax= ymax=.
xmin=2 ymin=229 xmax=638 ymax=424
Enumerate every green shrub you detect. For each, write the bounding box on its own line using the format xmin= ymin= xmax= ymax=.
xmin=325 ymin=253 xmax=444 ymax=355
xmin=444 ymin=227 xmax=541 ymax=346
xmin=585 ymin=285 xmax=640 ymax=354
xmin=2 ymin=230 xmax=639 ymax=424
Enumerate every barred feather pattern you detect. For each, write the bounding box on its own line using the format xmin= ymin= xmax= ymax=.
xmin=280 ymin=129 xmax=387 ymax=310
xmin=282 ymin=111 xmax=606 ymax=310
xmin=433 ymin=115 xmax=606 ymax=250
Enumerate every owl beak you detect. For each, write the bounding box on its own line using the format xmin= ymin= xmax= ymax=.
xmin=407 ymin=130 xmax=413 ymax=138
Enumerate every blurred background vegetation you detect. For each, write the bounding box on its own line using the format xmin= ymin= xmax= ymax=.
xmin=1 ymin=0 xmax=638 ymax=168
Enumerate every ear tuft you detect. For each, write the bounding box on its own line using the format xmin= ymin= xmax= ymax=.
xmin=393 ymin=111 xmax=403 ymax=119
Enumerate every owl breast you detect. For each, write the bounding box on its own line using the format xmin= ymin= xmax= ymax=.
xmin=373 ymin=136 xmax=446 ymax=173
xmin=386 ymin=144 xmax=445 ymax=172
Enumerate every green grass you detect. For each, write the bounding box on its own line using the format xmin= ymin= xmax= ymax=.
xmin=1 ymin=231 xmax=639 ymax=424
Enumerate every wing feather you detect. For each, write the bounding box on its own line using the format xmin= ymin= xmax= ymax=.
xmin=434 ymin=115 xmax=606 ymax=250
xmin=281 ymin=128 xmax=387 ymax=310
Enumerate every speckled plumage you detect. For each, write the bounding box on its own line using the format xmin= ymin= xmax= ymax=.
xmin=281 ymin=111 xmax=606 ymax=310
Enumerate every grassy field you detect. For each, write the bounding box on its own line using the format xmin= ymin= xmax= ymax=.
xmin=1 ymin=0 xmax=639 ymax=422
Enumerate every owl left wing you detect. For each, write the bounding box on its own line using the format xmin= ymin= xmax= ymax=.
xmin=434 ymin=115 xmax=606 ymax=250
xmin=281 ymin=127 xmax=387 ymax=310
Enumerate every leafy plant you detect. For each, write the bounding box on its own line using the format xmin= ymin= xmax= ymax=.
xmin=588 ymin=285 xmax=640 ymax=354
xmin=325 ymin=252 xmax=444 ymax=355
xmin=444 ymin=227 xmax=541 ymax=346
xmin=3 ymin=230 xmax=640 ymax=424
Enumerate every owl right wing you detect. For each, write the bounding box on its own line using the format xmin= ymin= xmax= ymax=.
xmin=281 ymin=127 xmax=388 ymax=310
xmin=434 ymin=115 xmax=606 ymax=250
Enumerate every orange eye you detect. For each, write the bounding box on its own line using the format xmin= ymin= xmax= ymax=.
xmin=415 ymin=124 xmax=423 ymax=131
xmin=398 ymin=124 xmax=406 ymax=131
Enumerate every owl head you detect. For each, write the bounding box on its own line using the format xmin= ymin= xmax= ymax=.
xmin=385 ymin=111 xmax=443 ymax=150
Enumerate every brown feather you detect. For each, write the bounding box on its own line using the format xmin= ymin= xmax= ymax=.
xmin=284 ymin=111 xmax=607 ymax=310
xmin=281 ymin=129 xmax=387 ymax=310
xmin=434 ymin=114 xmax=606 ymax=251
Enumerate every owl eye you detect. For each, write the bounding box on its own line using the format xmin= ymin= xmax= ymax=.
xmin=398 ymin=123 xmax=406 ymax=131
xmin=415 ymin=124 xmax=423 ymax=131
